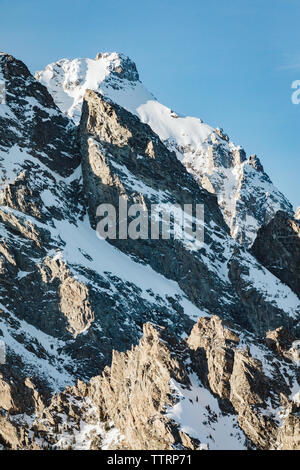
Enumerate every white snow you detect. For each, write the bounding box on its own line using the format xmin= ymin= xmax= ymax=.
xmin=166 ymin=373 xmax=246 ymax=450
xmin=36 ymin=54 xmax=213 ymax=153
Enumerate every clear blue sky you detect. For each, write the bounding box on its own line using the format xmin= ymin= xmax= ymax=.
xmin=1 ymin=0 xmax=299 ymax=208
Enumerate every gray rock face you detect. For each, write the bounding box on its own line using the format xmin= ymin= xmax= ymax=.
xmin=79 ymin=89 xmax=300 ymax=336
xmin=0 ymin=54 xmax=203 ymax=391
xmin=0 ymin=53 xmax=299 ymax=450
xmin=0 ymin=53 xmax=80 ymax=175
xmin=252 ymin=211 xmax=300 ymax=298
xmin=79 ymin=90 xmax=234 ymax=317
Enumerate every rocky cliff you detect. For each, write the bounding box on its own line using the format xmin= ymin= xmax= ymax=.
xmin=252 ymin=210 xmax=300 ymax=298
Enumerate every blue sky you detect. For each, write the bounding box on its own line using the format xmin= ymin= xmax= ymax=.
xmin=0 ymin=0 xmax=299 ymax=208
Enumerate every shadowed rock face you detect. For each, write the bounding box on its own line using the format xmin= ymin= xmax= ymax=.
xmin=79 ymin=89 xmax=235 ymax=318
xmin=0 ymin=53 xmax=80 ymax=175
xmin=252 ymin=211 xmax=300 ymax=298
xmin=0 ymin=53 xmax=299 ymax=450
xmin=79 ymin=89 xmax=300 ymax=336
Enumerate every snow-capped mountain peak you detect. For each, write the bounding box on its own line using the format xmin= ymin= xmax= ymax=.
xmin=35 ymin=52 xmax=149 ymax=123
xmin=36 ymin=52 xmax=293 ymax=246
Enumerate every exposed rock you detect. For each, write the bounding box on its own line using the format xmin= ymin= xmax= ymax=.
xmin=277 ymin=399 xmax=300 ymax=450
xmin=88 ymin=323 xmax=196 ymax=450
xmin=248 ymin=154 xmax=264 ymax=172
xmin=31 ymin=323 xmax=199 ymax=450
xmin=187 ymin=316 xmax=283 ymax=449
xmin=215 ymin=127 xmax=229 ymax=141
xmin=0 ymin=53 xmax=80 ymax=175
xmin=265 ymin=326 xmax=293 ymax=357
xmin=252 ymin=210 xmax=300 ymax=298
xmin=229 ymin=349 xmax=277 ymax=449
xmin=38 ymin=256 xmax=94 ymax=336
xmin=79 ymin=89 xmax=299 ymax=336
xmin=187 ymin=316 xmax=239 ymax=400
xmin=17 ymin=317 xmax=299 ymax=450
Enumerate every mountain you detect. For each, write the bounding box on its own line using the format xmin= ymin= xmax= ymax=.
xmin=36 ymin=53 xmax=293 ymax=247
xmin=0 ymin=51 xmax=299 ymax=450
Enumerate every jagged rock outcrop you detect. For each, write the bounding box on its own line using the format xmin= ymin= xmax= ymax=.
xmin=26 ymin=323 xmax=200 ymax=450
xmin=265 ymin=326 xmax=294 ymax=358
xmin=88 ymin=323 xmax=197 ymax=450
xmin=187 ymin=316 xmax=280 ymax=449
xmin=38 ymin=256 xmax=94 ymax=336
xmin=252 ymin=210 xmax=300 ymax=298
xmin=229 ymin=349 xmax=277 ymax=449
xmin=7 ymin=316 xmax=297 ymax=450
xmin=179 ymin=136 xmax=294 ymax=247
xmin=187 ymin=316 xmax=239 ymax=401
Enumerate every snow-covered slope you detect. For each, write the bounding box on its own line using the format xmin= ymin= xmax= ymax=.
xmin=36 ymin=52 xmax=294 ymax=246
xmin=35 ymin=53 xmax=213 ymax=156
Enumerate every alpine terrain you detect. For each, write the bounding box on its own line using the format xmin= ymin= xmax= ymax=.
xmin=0 ymin=51 xmax=299 ymax=450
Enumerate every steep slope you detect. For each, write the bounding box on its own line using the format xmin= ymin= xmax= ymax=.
xmin=79 ymin=89 xmax=300 ymax=335
xmin=36 ymin=53 xmax=293 ymax=246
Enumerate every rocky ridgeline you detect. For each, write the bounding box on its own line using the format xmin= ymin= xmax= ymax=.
xmin=0 ymin=317 xmax=299 ymax=450
xmin=0 ymin=53 xmax=299 ymax=450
